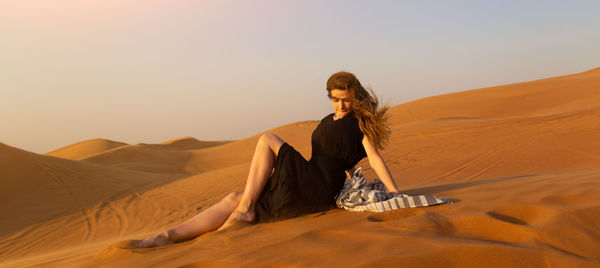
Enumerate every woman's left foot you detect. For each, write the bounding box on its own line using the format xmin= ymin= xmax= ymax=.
xmin=134 ymin=232 xmax=173 ymax=248
xmin=218 ymin=209 xmax=255 ymax=231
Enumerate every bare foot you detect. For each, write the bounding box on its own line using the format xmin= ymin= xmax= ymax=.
xmin=134 ymin=231 xmax=174 ymax=248
xmin=218 ymin=209 xmax=255 ymax=231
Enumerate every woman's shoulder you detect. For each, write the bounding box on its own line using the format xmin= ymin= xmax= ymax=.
xmin=317 ymin=112 xmax=360 ymax=130
xmin=319 ymin=113 xmax=335 ymax=122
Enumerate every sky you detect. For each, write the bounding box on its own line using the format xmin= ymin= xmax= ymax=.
xmin=1 ymin=0 xmax=599 ymax=154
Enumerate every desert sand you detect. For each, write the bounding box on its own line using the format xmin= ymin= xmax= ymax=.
xmin=1 ymin=68 xmax=600 ymax=267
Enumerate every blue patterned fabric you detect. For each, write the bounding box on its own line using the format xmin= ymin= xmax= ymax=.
xmin=335 ymin=167 xmax=451 ymax=212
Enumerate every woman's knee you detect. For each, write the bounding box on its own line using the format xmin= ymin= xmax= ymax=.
xmin=258 ymin=133 xmax=284 ymax=153
xmin=258 ymin=133 xmax=277 ymax=146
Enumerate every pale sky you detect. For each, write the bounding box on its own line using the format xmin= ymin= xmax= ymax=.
xmin=1 ymin=0 xmax=599 ymax=154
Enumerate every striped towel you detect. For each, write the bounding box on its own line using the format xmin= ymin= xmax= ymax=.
xmin=335 ymin=167 xmax=451 ymax=212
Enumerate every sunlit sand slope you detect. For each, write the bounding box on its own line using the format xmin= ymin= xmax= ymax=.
xmin=390 ymin=67 xmax=600 ymax=124
xmin=1 ymin=67 xmax=599 ymax=267
xmin=72 ymin=121 xmax=316 ymax=175
xmin=45 ymin=138 xmax=127 ymax=160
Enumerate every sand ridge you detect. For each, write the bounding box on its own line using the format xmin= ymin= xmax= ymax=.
xmin=1 ymin=67 xmax=600 ymax=267
xmin=389 ymin=67 xmax=600 ymax=125
xmin=66 ymin=121 xmax=318 ymax=175
xmin=45 ymin=138 xmax=128 ymax=160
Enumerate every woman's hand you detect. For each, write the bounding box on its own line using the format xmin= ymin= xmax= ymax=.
xmin=344 ymin=170 xmax=351 ymax=181
xmin=348 ymin=166 xmax=357 ymax=176
xmin=388 ymin=191 xmax=402 ymax=197
xmin=345 ymin=166 xmax=357 ymax=181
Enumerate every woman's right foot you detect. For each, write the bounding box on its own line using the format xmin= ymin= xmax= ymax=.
xmin=134 ymin=231 xmax=174 ymax=248
xmin=217 ymin=209 xmax=255 ymax=231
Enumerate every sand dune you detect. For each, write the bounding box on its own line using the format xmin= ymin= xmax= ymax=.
xmin=139 ymin=137 xmax=231 ymax=151
xmin=389 ymin=67 xmax=600 ymax=125
xmin=45 ymin=138 xmax=128 ymax=160
xmin=1 ymin=68 xmax=600 ymax=267
xmin=71 ymin=121 xmax=317 ymax=175
xmin=0 ymin=143 xmax=184 ymax=238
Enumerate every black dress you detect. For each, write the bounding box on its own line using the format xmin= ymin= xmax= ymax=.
xmin=254 ymin=111 xmax=367 ymax=222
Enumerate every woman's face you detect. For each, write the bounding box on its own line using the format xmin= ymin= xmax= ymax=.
xmin=329 ymin=89 xmax=352 ymax=118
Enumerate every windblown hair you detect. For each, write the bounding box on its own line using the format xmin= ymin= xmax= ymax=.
xmin=326 ymin=71 xmax=391 ymax=150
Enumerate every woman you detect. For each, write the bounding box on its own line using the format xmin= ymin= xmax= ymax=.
xmin=135 ymin=71 xmax=399 ymax=248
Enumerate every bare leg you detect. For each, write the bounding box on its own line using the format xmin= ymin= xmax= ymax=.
xmin=218 ymin=133 xmax=284 ymax=230
xmin=135 ymin=133 xmax=285 ymax=247
xmin=135 ymin=191 xmax=243 ymax=248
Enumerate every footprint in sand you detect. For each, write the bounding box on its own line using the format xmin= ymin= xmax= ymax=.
xmin=486 ymin=205 xmax=557 ymax=226
xmin=485 ymin=212 xmax=528 ymax=225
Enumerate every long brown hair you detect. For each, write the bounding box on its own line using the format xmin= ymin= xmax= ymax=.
xmin=326 ymin=71 xmax=391 ymax=150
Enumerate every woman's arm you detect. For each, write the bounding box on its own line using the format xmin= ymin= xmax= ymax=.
xmin=362 ymin=136 xmax=399 ymax=193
